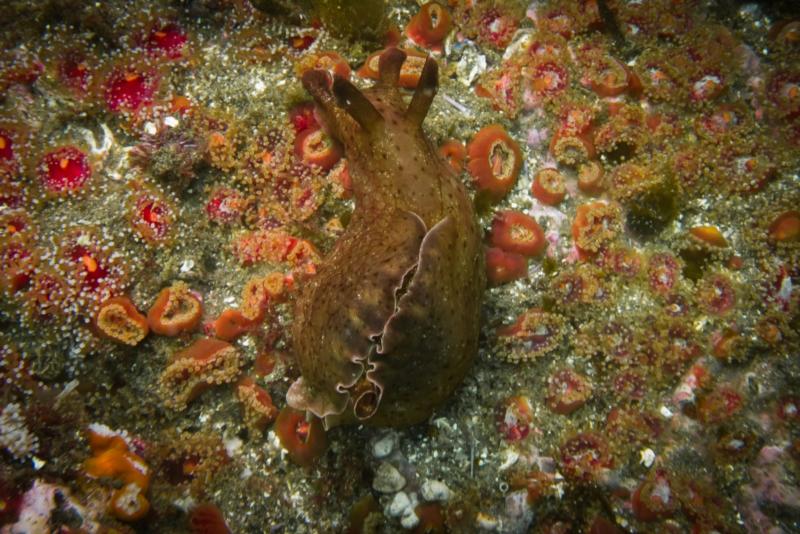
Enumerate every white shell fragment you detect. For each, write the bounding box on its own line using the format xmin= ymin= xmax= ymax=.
xmin=639 ymin=448 xmax=656 ymax=468
xmin=454 ymin=42 xmax=486 ymax=87
xmin=180 ymin=259 xmax=195 ymax=273
xmin=498 ymin=448 xmax=520 ymax=471
xmin=476 ymin=511 xmax=500 ymax=530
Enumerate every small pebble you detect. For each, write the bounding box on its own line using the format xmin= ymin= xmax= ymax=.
xmin=372 ymin=432 xmax=396 ymax=459
xmin=372 ymin=462 xmax=406 ymax=493
xmin=400 ymin=508 xmax=420 ymax=530
xmin=420 ymin=479 xmax=451 ymax=502
xmin=387 ymin=492 xmax=411 ymax=517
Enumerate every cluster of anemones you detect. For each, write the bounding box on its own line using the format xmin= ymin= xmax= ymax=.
xmin=494 ymin=308 xmax=566 ymax=362
xmin=205 ymin=272 xmax=288 ymax=341
xmin=51 ymin=51 xmax=135 ymax=114
xmin=0 ymin=117 xmax=104 ymax=202
xmin=152 ymin=276 xmax=279 ymax=407
xmin=449 ymin=1 xmax=522 ymax=50
xmin=0 ymin=129 xmax=139 ymax=338
xmin=93 ymin=279 xmax=202 ymax=346
xmin=83 ymin=424 xmax=151 ymax=522
xmin=207 ymin=92 xmax=344 ymax=241
xmin=52 ymin=227 xmax=128 ymax=317
xmin=231 ymin=228 xmax=319 ymax=275
xmin=474 ymin=28 xmax=571 ymax=117
xmin=43 ymin=17 xmax=192 ymax=117
xmin=458 ymin=123 xmax=554 ymax=286
xmin=147 ymin=273 xmax=327 ymax=464
xmin=485 ymin=209 xmax=547 ymax=286
xmin=165 ymin=370 xmax=306 ymax=468
xmin=0 ymin=18 xmax=205 ymax=353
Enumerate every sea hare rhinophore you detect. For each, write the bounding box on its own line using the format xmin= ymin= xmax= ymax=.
xmin=288 ymin=48 xmax=485 ymax=427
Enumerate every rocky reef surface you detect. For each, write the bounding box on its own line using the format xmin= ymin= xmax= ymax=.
xmin=0 ymin=0 xmax=799 ymax=532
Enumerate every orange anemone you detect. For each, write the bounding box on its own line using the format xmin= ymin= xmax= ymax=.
xmin=294 ymin=127 xmax=342 ymax=171
xmin=768 ymin=210 xmax=800 ymax=242
xmin=110 ymin=483 xmax=150 ymax=522
xmin=571 ymin=202 xmax=622 ymax=256
xmin=550 ymin=128 xmax=596 ymax=165
xmin=467 ymin=124 xmax=522 ymax=202
xmin=237 ymin=376 xmax=279 ymax=434
xmin=406 ymin=2 xmax=452 ymax=52
xmin=357 ymin=48 xmax=428 ymax=88
xmin=689 ymin=226 xmax=729 ymax=248
xmin=147 ymin=281 xmax=203 ymax=336
xmin=159 ymin=337 xmax=241 ymax=410
xmin=485 ymin=246 xmax=528 ymax=287
xmin=532 ymin=167 xmax=567 ymax=206
xmin=577 ymin=161 xmax=605 ymax=195
xmin=84 ymin=447 xmax=150 ymax=489
xmin=274 ymin=406 xmax=329 ymax=467
xmin=205 ymin=309 xmax=258 ymax=341
xmin=84 ymin=425 xmax=151 ymax=522
xmin=95 ymin=296 xmax=149 ymax=346
xmin=584 ymin=56 xmax=642 ymax=98
xmin=241 ymin=272 xmax=287 ymax=322
xmin=489 ymin=210 xmax=547 ymax=257
xmin=438 ymin=139 xmax=466 ymax=173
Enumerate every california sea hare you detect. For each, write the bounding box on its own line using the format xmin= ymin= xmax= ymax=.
xmin=288 ymin=49 xmax=485 ymax=427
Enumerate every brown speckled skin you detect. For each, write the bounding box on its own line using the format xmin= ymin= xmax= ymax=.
xmin=288 ymin=49 xmax=485 ymax=427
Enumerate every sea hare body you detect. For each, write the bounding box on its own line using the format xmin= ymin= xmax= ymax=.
xmin=288 ymin=49 xmax=485 ymax=427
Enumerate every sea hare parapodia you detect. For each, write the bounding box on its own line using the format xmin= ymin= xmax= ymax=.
xmin=287 ymin=48 xmax=485 ymax=427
